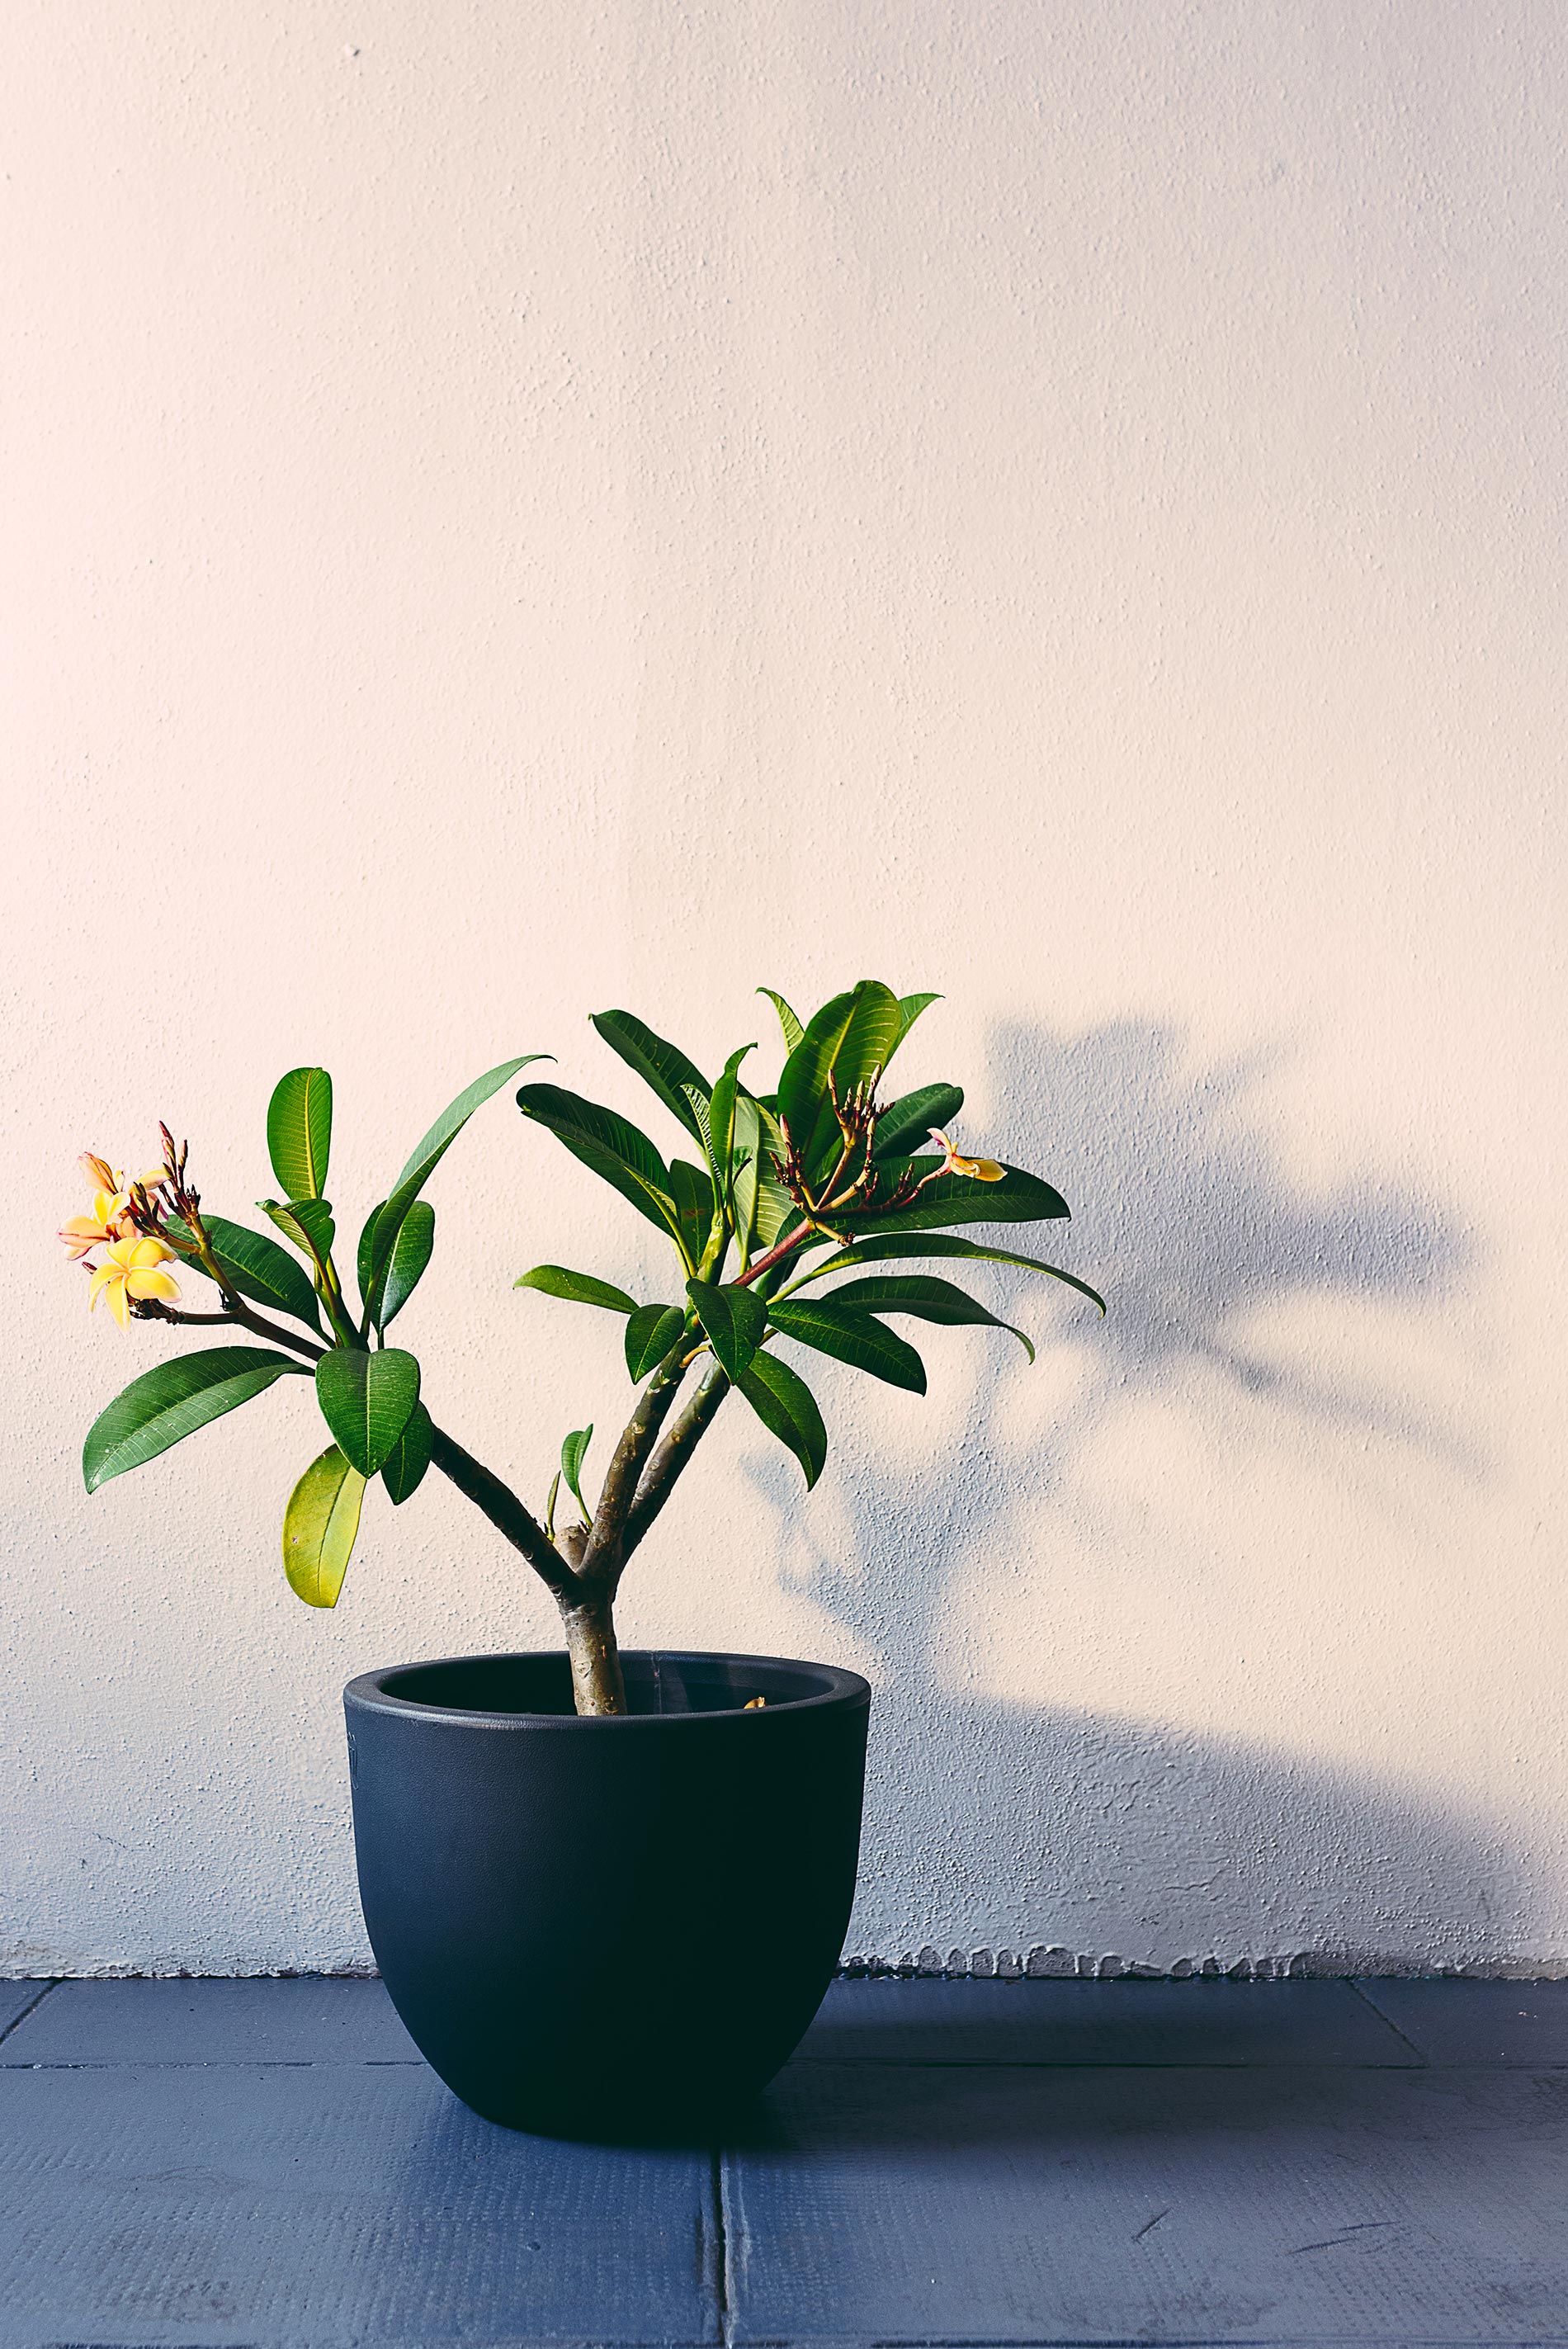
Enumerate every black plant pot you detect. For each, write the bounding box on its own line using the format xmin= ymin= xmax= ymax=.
xmin=343 ymin=1648 xmax=871 ymax=2136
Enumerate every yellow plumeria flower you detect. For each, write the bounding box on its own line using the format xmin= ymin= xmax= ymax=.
xmin=87 ymin=1236 xmax=180 ymax=1329
xmin=59 ymin=1156 xmax=165 ymax=1260
xmin=60 ymin=1189 xmax=135 ymax=1259
xmin=928 ymin=1127 xmax=1005 ymax=1183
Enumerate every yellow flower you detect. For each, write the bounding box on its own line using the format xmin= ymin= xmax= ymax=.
xmin=59 ymin=1156 xmax=165 ymax=1260
xmin=60 ymin=1189 xmax=135 ymax=1259
xmin=87 ymin=1236 xmax=180 ymax=1328
xmin=928 ymin=1127 xmax=1005 ymax=1183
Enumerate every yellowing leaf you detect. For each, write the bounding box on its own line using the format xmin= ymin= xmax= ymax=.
xmin=283 ymin=1445 xmax=366 ymax=1608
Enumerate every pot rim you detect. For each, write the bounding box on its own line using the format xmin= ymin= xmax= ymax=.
xmin=344 ymin=1647 xmax=871 ymax=1730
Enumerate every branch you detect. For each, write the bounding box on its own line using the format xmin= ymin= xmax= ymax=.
xmin=621 ymin=1360 xmax=730 ymax=1561
xmin=575 ymin=1339 xmax=692 ymax=1586
xmin=427 ymin=1425 xmax=581 ymax=1601
xmin=134 ymin=1306 xmax=237 ymax=1326
xmin=224 ymin=1298 xmax=328 ymax=1360
xmin=732 ymin=1224 xmax=813 ymax=1289
xmin=134 ymin=1297 xmax=326 ymax=1362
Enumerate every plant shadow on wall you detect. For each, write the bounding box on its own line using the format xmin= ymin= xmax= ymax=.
xmin=745 ymin=1019 xmax=1498 ymax=1979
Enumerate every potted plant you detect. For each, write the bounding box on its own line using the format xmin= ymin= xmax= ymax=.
xmin=64 ymin=981 xmax=1102 ymax=2133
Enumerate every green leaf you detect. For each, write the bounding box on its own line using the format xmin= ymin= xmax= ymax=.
xmin=797 ymin=1231 xmax=1106 ymax=1316
xmin=283 ymin=1444 xmax=365 ymax=1605
xmin=758 ymin=987 xmax=805 ymax=1055
xmin=514 ymin=1264 xmax=638 ymax=1315
xmin=753 ymin=1185 xmax=799 ymax=1250
xmin=843 ymin=1159 xmax=1071 ymax=1233
xmin=267 ymin=1067 xmax=333 ymax=1203
xmin=897 ymin=991 xmax=942 ymax=1043
xmin=828 ymin=981 xmax=906 ymax=1085
xmin=668 ymin=1157 xmax=716 ymax=1270
xmin=381 ymin=1401 xmax=432 ymax=1505
xmin=828 ymin=1274 xmax=1035 ymax=1361
xmin=775 ymin=988 xmax=858 ymax=1149
xmin=730 ymin=1094 xmax=764 ymax=1245
xmin=314 ymin=1346 xmax=421 ymax=1477
xmin=682 ymin=1085 xmax=716 ymax=1165
xmin=380 ymin=1202 xmax=435 ymax=1326
xmin=732 ymin=1096 xmax=795 ymax=1250
xmin=357 ymin=1202 xmax=386 ymax=1309
xmin=778 ymin=981 xmax=905 ymax=1176
xmin=707 ymin=1045 xmax=755 ymax=1189
xmin=735 ymin=1349 xmax=827 ymax=1488
xmin=590 ymin=1009 xmax=711 ymax=1144
xmin=168 ymin=1213 xmax=323 ymax=1331
xmin=393 ymin=1054 xmax=548 ymax=1196
xmin=872 ymin=1084 xmax=965 ymax=1161
xmin=625 ymin=1302 xmax=685 ymax=1380
xmin=516 ymin=1083 xmax=688 ymax=1260
xmin=83 ymin=1348 xmax=307 ymax=1493
xmin=366 ymin=1055 xmax=547 ymax=1314
xmin=767 ymin=1298 xmax=927 ymax=1392
xmin=560 ymin=1425 xmax=593 ymax=1515
xmin=687 ymin=1278 xmax=768 ymax=1382
xmin=259 ymin=1196 xmax=337 ymax=1264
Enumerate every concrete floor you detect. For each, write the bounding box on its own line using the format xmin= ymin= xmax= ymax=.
xmin=2 ymin=1973 xmax=1565 ymax=2347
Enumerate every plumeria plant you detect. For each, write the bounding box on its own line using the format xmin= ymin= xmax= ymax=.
xmin=65 ymin=982 xmax=1103 ymax=1714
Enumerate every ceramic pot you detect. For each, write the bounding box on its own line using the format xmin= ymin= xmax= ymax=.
xmin=343 ymin=1647 xmax=871 ymax=2135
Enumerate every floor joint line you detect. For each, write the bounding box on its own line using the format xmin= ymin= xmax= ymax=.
xmin=1348 ymin=1974 xmax=1430 ymax=2063
xmin=711 ymin=2142 xmax=735 ymax=2348
xmin=0 ymin=1979 xmax=59 ymax=2049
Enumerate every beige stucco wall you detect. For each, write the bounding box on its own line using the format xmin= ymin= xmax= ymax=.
xmin=4 ymin=1 xmax=1566 ymax=1975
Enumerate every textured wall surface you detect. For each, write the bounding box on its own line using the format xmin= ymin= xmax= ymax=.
xmin=4 ymin=1 xmax=1566 ymax=1977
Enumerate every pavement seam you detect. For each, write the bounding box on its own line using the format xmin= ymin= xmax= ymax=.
xmin=762 ymin=2058 xmax=1449 ymax=2078
xmin=709 ymin=2144 xmax=734 ymax=2348
xmin=0 ymin=1978 xmax=60 ymax=2048
xmin=1348 ymin=1976 xmax=1432 ymax=2064
xmin=0 ymin=2056 xmax=427 ymax=2070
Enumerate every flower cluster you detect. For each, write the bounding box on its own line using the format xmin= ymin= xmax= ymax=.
xmin=59 ymin=1152 xmax=181 ymax=1328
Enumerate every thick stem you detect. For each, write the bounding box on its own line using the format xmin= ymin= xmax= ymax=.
xmin=558 ymin=1589 xmax=626 ymax=1715
xmin=622 ymin=1361 xmax=730 ymax=1559
xmin=427 ymin=1424 xmax=579 ymax=1599
xmin=576 ymin=1340 xmax=691 ymax=1586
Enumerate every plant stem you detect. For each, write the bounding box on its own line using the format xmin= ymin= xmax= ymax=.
xmin=732 ymin=1225 xmax=812 ymax=1288
xmin=160 ymin=1196 xmax=645 ymax=1713
xmin=621 ymin=1360 xmax=730 ymax=1559
xmin=557 ymin=1587 xmax=626 ymax=1715
xmin=315 ymin=1257 xmax=358 ymax=1348
xmin=154 ymin=1297 xmax=327 ymax=1362
xmin=427 ymin=1425 xmax=579 ymax=1600
xmin=576 ymin=1337 xmax=692 ymax=1588
xmin=172 ymin=1214 xmax=338 ymax=1362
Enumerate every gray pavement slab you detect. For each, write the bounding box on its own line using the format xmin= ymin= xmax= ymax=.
xmin=0 ymin=1980 xmax=52 ymax=2042
xmin=2 ymin=1973 xmax=418 ymax=2066
xmin=0 ymin=2058 xmax=717 ymax=2349
xmin=726 ymin=2057 xmax=1568 ymax=2344
xmin=801 ymin=1974 xmax=1418 ymax=2064
xmin=1356 ymin=1974 xmax=1568 ymax=2066
xmin=2 ymin=1976 xmax=1566 ymax=2347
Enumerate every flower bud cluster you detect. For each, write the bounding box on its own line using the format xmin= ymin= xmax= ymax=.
xmin=58 ymin=1148 xmax=181 ymax=1329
